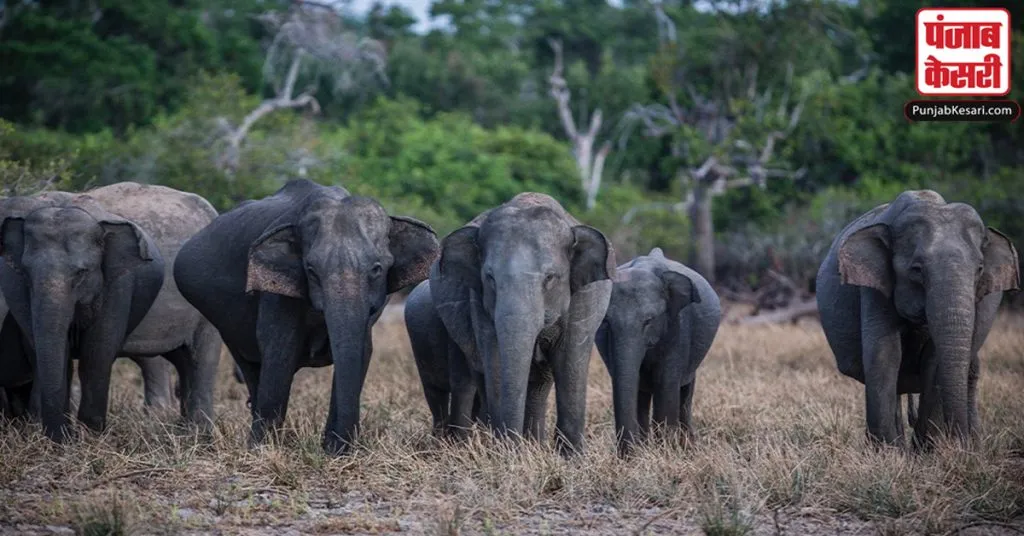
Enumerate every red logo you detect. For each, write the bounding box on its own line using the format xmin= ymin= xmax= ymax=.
xmin=916 ymin=8 xmax=1011 ymax=96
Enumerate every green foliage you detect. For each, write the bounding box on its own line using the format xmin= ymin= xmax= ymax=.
xmin=336 ymin=97 xmax=582 ymax=235
xmin=0 ymin=120 xmax=77 ymax=195
xmin=1 ymin=0 xmax=1022 ymax=294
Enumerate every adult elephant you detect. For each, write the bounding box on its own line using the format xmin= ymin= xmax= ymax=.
xmin=0 ymin=183 xmax=223 ymax=442
xmin=430 ymin=192 xmax=615 ymax=455
xmin=173 ymin=179 xmax=440 ymax=455
xmin=816 ymin=190 xmax=1019 ymax=448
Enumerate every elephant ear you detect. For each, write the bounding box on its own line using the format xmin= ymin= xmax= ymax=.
xmin=837 ymin=223 xmax=894 ymax=299
xmin=978 ymin=227 xmax=1020 ymax=297
xmin=662 ymin=270 xmax=699 ymax=317
xmin=387 ymin=216 xmax=440 ymax=294
xmin=0 ymin=217 xmax=26 ymax=272
xmin=245 ymin=224 xmax=306 ymax=299
xmin=100 ymin=220 xmax=155 ymax=279
xmin=570 ymin=225 xmax=615 ymax=293
xmin=436 ymin=226 xmax=481 ymax=294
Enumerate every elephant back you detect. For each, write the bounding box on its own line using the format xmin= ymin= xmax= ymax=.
xmin=78 ymin=182 xmax=219 ymax=261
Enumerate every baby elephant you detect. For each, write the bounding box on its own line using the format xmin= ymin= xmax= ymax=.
xmin=404 ymin=279 xmax=485 ymax=437
xmin=596 ymin=248 xmax=721 ymax=454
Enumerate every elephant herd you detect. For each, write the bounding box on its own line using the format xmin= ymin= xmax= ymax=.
xmin=0 ymin=181 xmax=1017 ymax=458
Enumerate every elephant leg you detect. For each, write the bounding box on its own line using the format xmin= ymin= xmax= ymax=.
xmin=235 ymin=359 xmax=261 ymax=415
xmin=913 ymin=343 xmax=945 ymax=451
xmin=173 ymin=321 xmax=221 ymax=431
xmin=612 ymin=359 xmax=642 ymax=456
xmin=471 ymin=394 xmax=482 ymax=424
xmin=251 ymin=298 xmax=304 ymax=447
xmin=637 ymin=389 xmax=652 ymax=439
xmin=551 ymin=282 xmax=610 ymax=456
xmin=0 ymin=388 xmax=9 ymax=421
xmin=77 ymin=309 xmax=134 ymax=432
xmin=473 ymin=371 xmax=490 ymax=427
xmin=651 ymin=371 xmax=683 ymax=441
xmin=524 ymin=372 xmax=553 ymax=442
xmin=134 ymin=356 xmax=175 ymax=410
xmin=893 ymin=393 xmax=905 ymax=443
xmin=967 ymin=354 xmax=980 ymax=435
xmin=8 ymin=383 xmax=33 ymax=420
xmin=447 ymin=341 xmax=477 ymax=439
xmin=906 ymin=394 xmax=918 ymax=430
xmin=680 ymin=378 xmax=696 ymax=434
xmin=859 ymin=289 xmax=903 ymax=447
xmin=551 ymin=349 xmax=590 ymax=457
xmin=423 ymin=384 xmax=450 ymax=436
xmin=966 ymin=293 xmax=1000 ymax=438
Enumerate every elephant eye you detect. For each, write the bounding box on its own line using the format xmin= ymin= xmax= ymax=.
xmin=543 ymin=273 xmax=556 ymax=287
xmin=305 ymin=263 xmax=319 ymax=282
xmin=370 ymin=263 xmax=383 ymax=278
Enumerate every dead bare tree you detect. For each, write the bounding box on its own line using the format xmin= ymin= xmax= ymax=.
xmin=622 ymin=2 xmax=809 ymax=284
xmin=547 ymin=38 xmax=611 ymax=211
xmin=216 ymin=1 xmax=387 ymax=174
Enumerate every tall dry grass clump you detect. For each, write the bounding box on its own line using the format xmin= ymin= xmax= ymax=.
xmin=1 ymin=307 xmax=1022 ymax=534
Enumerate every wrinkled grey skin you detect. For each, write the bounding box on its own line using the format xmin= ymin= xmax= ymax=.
xmin=0 ymin=288 xmax=178 ymax=422
xmin=816 ymin=190 xmax=1020 ymax=448
xmin=0 ymin=187 xmax=166 ymax=441
xmin=174 ymin=179 xmax=440 ymax=455
xmin=404 ymin=279 xmax=485 ymax=436
xmin=595 ymin=248 xmax=721 ymax=455
xmin=430 ymin=193 xmax=615 ymax=455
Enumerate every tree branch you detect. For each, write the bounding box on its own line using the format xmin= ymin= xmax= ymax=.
xmin=220 ymin=51 xmax=320 ymax=173
xmin=547 ymin=37 xmax=611 ymax=210
xmin=621 ymin=196 xmax=693 ymax=225
xmin=547 ymin=38 xmax=578 ymax=140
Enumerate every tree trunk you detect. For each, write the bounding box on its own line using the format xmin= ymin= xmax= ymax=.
xmin=689 ymin=185 xmax=716 ymax=284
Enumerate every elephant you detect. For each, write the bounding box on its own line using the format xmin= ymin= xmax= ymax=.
xmin=0 ymin=183 xmax=223 ymax=442
xmin=429 ymin=192 xmax=615 ymax=455
xmin=404 ymin=279 xmax=485 ymax=437
xmin=815 ymin=190 xmax=1020 ymax=448
xmin=172 ymin=179 xmax=440 ymax=455
xmin=595 ymin=248 xmax=721 ymax=455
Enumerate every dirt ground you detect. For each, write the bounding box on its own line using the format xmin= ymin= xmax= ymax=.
xmin=1 ymin=302 xmax=1023 ymax=535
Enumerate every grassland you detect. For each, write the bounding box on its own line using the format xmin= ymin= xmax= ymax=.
xmin=1 ymin=303 xmax=1022 ymax=535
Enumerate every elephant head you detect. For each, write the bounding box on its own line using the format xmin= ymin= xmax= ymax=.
xmin=0 ymin=205 xmax=156 ymax=441
xmin=598 ymin=250 xmax=700 ymax=367
xmin=243 ymin=195 xmax=439 ymax=452
xmin=837 ymin=194 xmax=1019 ymax=442
xmin=435 ymin=195 xmax=614 ymax=439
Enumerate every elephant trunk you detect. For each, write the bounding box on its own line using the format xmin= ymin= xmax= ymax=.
xmin=925 ymin=275 xmax=976 ymax=443
xmin=491 ymin=285 xmax=545 ymax=438
xmin=322 ymin=276 xmax=372 ymax=455
xmin=30 ymin=277 xmax=75 ymax=442
xmin=609 ymin=326 xmax=644 ymax=451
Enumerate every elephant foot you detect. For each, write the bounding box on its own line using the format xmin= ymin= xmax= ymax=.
xmin=555 ymin=434 xmax=582 ymax=458
xmin=322 ymin=433 xmax=357 ymax=456
xmin=443 ymin=425 xmax=473 ymax=445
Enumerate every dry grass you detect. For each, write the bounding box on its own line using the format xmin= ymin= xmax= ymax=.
xmin=1 ymin=305 xmax=1023 ymax=535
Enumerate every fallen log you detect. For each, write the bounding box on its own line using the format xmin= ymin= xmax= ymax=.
xmin=736 ymin=298 xmax=819 ymax=326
